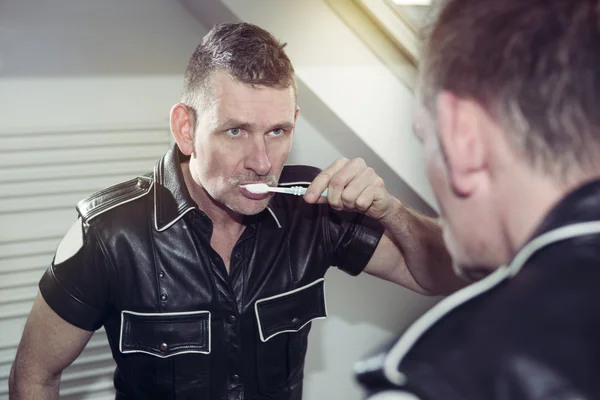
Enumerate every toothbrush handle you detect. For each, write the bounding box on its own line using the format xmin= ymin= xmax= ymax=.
xmin=292 ymin=186 xmax=328 ymax=197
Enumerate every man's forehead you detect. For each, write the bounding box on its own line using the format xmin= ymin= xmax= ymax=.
xmin=207 ymin=70 xmax=294 ymax=100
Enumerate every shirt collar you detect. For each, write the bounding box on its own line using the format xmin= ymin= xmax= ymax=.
xmin=153 ymin=144 xmax=283 ymax=231
xmin=153 ymin=145 xmax=197 ymax=231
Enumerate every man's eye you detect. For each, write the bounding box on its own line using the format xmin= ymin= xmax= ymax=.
xmin=268 ymin=129 xmax=284 ymax=137
xmin=226 ymin=128 xmax=241 ymax=137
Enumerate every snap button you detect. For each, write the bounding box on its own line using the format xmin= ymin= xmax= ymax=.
xmin=235 ymin=252 xmax=242 ymax=259
xmin=136 ymin=179 xmax=148 ymax=189
xmin=159 ymin=342 xmax=168 ymax=352
xmin=292 ymin=317 xmax=299 ymax=324
xmin=232 ymin=374 xmax=240 ymax=383
xmin=158 ymin=271 xmax=165 ymax=278
xmin=227 ymin=315 xmax=237 ymax=324
xmin=160 ymin=293 xmax=168 ymax=301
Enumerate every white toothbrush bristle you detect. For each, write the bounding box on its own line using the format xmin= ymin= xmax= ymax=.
xmin=241 ymin=183 xmax=270 ymax=194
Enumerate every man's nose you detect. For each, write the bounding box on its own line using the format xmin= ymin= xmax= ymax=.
xmin=244 ymin=136 xmax=271 ymax=176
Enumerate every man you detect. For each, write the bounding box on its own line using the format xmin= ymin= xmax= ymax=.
xmin=9 ymin=22 xmax=460 ymax=400
xmin=355 ymin=1 xmax=600 ymax=399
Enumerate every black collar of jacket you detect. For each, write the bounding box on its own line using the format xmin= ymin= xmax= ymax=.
xmin=152 ymin=144 xmax=323 ymax=232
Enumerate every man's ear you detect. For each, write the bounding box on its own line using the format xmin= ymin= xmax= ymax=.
xmin=170 ymin=103 xmax=196 ymax=156
xmin=436 ymin=91 xmax=488 ymax=198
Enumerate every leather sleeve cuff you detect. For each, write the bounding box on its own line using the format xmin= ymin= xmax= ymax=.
xmin=337 ymin=215 xmax=385 ymax=276
xmin=39 ymin=266 xmax=105 ymax=332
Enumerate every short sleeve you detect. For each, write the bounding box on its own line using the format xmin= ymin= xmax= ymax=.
xmin=39 ymin=218 xmax=111 ymax=331
xmin=326 ymin=208 xmax=385 ymax=276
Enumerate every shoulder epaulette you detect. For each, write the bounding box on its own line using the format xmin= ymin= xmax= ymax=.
xmin=76 ymin=175 xmax=153 ymax=223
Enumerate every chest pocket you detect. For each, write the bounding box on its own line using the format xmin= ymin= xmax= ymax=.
xmin=254 ymin=278 xmax=327 ymax=395
xmin=120 ymin=310 xmax=211 ymax=357
xmin=118 ymin=310 xmax=211 ymax=399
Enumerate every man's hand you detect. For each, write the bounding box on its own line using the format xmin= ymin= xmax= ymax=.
xmin=304 ymin=158 xmax=392 ymax=220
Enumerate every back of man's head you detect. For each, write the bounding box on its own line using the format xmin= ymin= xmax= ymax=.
xmin=420 ymin=0 xmax=600 ymax=181
xmin=182 ymin=22 xmax=296 ymax=111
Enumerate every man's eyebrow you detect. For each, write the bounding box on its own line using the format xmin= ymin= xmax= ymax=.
xmin=270 ymin=122 xmax=295 ymax=131
xmin=214 ymin=118 xmax=257 ymax=131
xmin=215 ymin=118 xmax=295 ymax=132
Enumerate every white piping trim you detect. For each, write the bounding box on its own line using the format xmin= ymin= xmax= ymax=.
xmin=505 ymin=221 xmax=600 ymax=277
xmin=376 ymin=267 xmax=509 ymax=385
xmin=155 ymin=206 xmax=196 ymax=232
xmin=255 ymin=278 xmax=328 ymax=342
xmin=87 ymin=179 xmax=153 ymax=222
xmin=266 ymin=206 xmax=282 ymax=228
xmin=372 ymin=220 xmax=600 ymax=386
xmin=119 ymin=310 xmax=211 ymax=358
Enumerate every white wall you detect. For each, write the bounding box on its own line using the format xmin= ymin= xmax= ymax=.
xmin=0 ymin=1 xmax=439 ymax=399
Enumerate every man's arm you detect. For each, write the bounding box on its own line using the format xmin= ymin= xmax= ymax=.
xmin=304 ymin=157 xmax=466 ymax=296
xmin=363 ymin=197 xmax=465 ymax=295
xmin=9 ymin=292 xmax=93 ymax=399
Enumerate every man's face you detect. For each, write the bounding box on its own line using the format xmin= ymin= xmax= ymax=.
xmin=414 ymin=95 xmax=503 ymax=279
xmin=191 ymin=71 xmax=297 ymax=215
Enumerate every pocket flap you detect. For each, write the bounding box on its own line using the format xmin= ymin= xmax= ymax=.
xmin=255 ymin=278 xmax=327 ymax=342
xmin=120 ymin=310 xmax=211 ymax=358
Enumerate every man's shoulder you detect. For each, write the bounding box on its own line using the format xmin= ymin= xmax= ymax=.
xmin=76 ymin=173 xmax=153 ymax=225
xmin=268 ymin=164 xmax=326 ymax=222
xmin=279 ymin=164 xmax=322 ymax=185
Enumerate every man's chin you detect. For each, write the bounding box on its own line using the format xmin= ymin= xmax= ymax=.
xmin=228 ymin=199 xmax=271 ymax=216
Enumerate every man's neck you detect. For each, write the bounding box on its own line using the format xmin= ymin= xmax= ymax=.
xmin=180 ymin=162 xmax=245 ymax=233
xmin=501 ymin=168 xmax=591 ymax=261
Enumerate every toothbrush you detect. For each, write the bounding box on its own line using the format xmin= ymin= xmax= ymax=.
xmin=241 ymin=183 xmax=328 ymax=197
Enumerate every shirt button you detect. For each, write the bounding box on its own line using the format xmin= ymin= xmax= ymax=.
xmin=160 ymin=293 xmax=168 ymax=301
xmin=232 ymin=374 xmax=240 ymax=384
xmin=136 ymin=179 xmax=148 ymax=189
xmin=235 ymin=252 xmax=242 ymax=259
xmin=159 ymin=342 xmax=168 ymax=352
xmin=158 ymin=271 xmax=165 ymax=278
xmin=292 ymin=317 xmax=299 ymax=324
xmin=227 ymin=315 xmax=237 ymax=324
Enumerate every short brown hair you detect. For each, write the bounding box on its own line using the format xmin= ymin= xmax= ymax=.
xmin=182 ymin=22 xmax=296 ymax=110
xmin=420 ymin=0 xmax=600 ymax=180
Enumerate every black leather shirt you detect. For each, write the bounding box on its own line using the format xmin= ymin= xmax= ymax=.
xmin=356 ymin=180 xmax=600 ymax=400
xmin=39 ymin=145 xmax=384 ymax=400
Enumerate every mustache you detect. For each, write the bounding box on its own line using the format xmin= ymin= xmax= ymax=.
xmin=228 ymin=174 xmax=278 ymax=186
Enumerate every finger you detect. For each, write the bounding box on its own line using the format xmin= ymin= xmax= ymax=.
xmin=340 ymin=167 xmax=377 ymax=210
xmin=355 ymin=185 xmax=379 ymax=214
xmin=325 ymin=158 xmax=367 ymax=210
xmin=314 ymin=194 xmax=329 ymax=204
xmin=304 ymin=158 xmax=348 ymax=203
